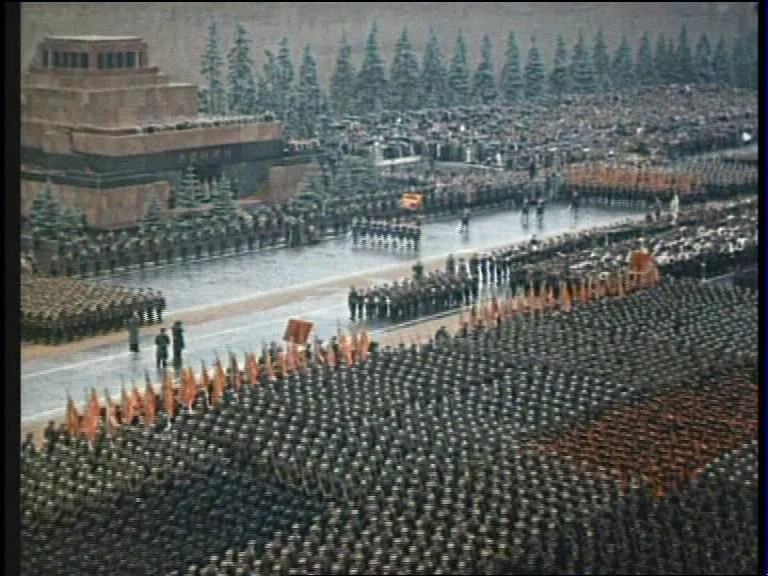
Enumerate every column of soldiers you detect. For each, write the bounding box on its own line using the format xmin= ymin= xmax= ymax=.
xmin=21 ymin=275 xmax=758 ymax=575
xmin=350 ymin=217 xmax=422 ymax=251
xmin=22 ymin=275 xmax=165 ymax=345
xmin=349 ymin=196 xmax=756 ymax=325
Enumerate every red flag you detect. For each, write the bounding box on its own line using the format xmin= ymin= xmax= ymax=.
xmin=81 ymin=407 xmax=97 ymax=443
xmin=213 ymin=359 xmax=226 ymax=402
xmin=246 ymin=352 xmax=260 ymax=385
xmin=200 ymin=361 xmax=211 ymax=397
xmin=66 ymin=395 xmax=80 ymax=436
xmin=121 ymin=386 xmax=133 ymax=426
xmin=132 ymin=386 xmax=144 ymax=420
xmin=579 ymin=278 xmax=589 ymax=304
xmin=230 ymin=353 xmax=241 ymax=389
xmin=105 ymin=391 xmax=120 ymax=434
xmin=162 ymin=370 xmax=176 ymax=418
xmin=144 ymin=380 xmax=156 ymax=425
xmin=87 ymin=388 xmax=101 ymax=420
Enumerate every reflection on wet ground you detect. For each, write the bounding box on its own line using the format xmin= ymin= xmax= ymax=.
xmin=22 ymin=205 xmax=641 ymax=423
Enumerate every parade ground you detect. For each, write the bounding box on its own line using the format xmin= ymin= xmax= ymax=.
xmin=21 ymin=204 xmax=641 ymax=432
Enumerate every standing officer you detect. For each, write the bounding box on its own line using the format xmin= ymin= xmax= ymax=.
xmin=128 ymin=311 xmax=140 ymax=353
xmin=155 ymin=327 xmax=170 ymax=371
xmin=348 ymin=287 xmax=359 ymax=321
xmin=171 ymin=321 xmax=185 ymax=370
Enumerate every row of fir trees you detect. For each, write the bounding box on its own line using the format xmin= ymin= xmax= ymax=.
xmin=201 ymin=20 xmax=758 ymax=137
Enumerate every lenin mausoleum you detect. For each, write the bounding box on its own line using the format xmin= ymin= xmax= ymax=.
xmin=21 ymin=35 xmax=316 ymax=229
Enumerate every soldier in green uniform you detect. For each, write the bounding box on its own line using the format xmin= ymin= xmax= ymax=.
xmin=348 ymin=287 xmax=359 ymax=322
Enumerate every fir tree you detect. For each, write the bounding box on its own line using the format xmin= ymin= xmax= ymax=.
xmin=732 ymin=32 xmax=758 ymax=90
xmin=297 ymin=44 xmax=324 ymax=138
xmin=28 ymin=180 xmax=60 ymax=236
xmin=570 ymin=30 xmax=596 ymax=94
xmin=142 ymin=193 xmax=163 ymax=230
xmin=636 ymin=32 xmax=655 ymax=86
xmin=200 ymin=18 xmax=226 ymax=116
xmin=549 ymin=34 xmax=570 ymax=96
xmin=355 ymin=22 xmax=388 ymax=115
xmin=675 ymin=25 xmax=694 ymax=85
xmin=448 ymin=32 xmax=471 ymax=107
xmin=260 ymin=50 xmax=281 ymax=114
xmin=472 ymin=34 xmax=498 ymax=104
xmin=694 ymin=33 xmax=713 ymax=84
xmin=711 ymin=35 xmax=732 ymax=86
xmin=389 ymin=28 xmax=421 ymax=111
xmin=524 ymin=36 xmax=546 ymax=100
xmin=276 ymin=37 xmax=296 ymax=120
xmin=211 ymin=174 xmax=239 ymax=220
xmin=654 ymin=32 xmax=669 ymax=84
xmin=227 ymin=23 xmax=258 ymax=116
xmin=282 ymin=86 xmax=303 ymax=139
xmin=665 ymin=36 xmax=677 ymax=83
xmin=611 ymin=34 xmax=635 ymax=90
xmin=592 ymin=27 xmax=611 ymax=91
xmin=500 ymin=31 xmax=524 ymax=103
xmin=329 ymin=33 xmax=356 ymax=117
xmin=420 ymin=28 xmax=448 ymax=108
xmin=177 ymin=165 xmax=201 ymax=211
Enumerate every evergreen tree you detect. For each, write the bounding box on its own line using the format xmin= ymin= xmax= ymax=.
xmin=611 ymin=33 xmax=635 ymax=90
xmin=28 ymin=181 xmax=60 ymax=236
xmin=297 ymin=44 xmax=324 ymax=138
xmin=636 ymin=32 xmax=655 ymax=86
xmin=592 ymin=27 xmax=611 ymax=91
xmin=732 ymin=33 xmax=758 ymax=90
xmin=448 ymin=32 xmax=471 ymax=107
xmin=329 ymin=33 xmax=357 ymax=117
xmin=260 ymin=50 xmax=281 ymax=114
xmin=211 ymin=174 xmax=239 ymax=221
xmin=282 ymin=86 xmax=303 ymax=139
xmin=524 ymin=36 xmax=546 ymax=100
xmin=142 ymin=193 xmax=163 ymax=230
xmin=665 ymin=36 xmax=677 ymax=83
xmin=654 ymin=32 xmax=669 ymax=84
xmin=389 ymin=28 xmax=421 ymax=111
xmin=227 ymin=23 xmax=258 ymax=116
xmin=471 ymin=34 xmax=498 ymax=104
xmin=177 ymin=165 xmax=201 ymax=211
xmin=570 ymin=30 xmax=596 ymax=94
xmin=200 ymin=18 xmax=226 ymax=116
xmin=420 ymin=28 xmax=449 ymax=108
xmin=711 ymin=35 xmax=732 ymax=86
xmin=500 ymin=31 xmax=524 ymax=103
xmin=276 ymin=37 xmax=296 ymax=120
xmin=58 ymin=204 xmax=85 ymax=237
xmin=694 ymin=33 xmax=714 ymax=84
xmin=355 ymin=22 xmax=388 ymax=115
xmin=549 ymin=34 xmax=570 ymax=96
xmin=675 ymin=25 xmax=694 ymax=84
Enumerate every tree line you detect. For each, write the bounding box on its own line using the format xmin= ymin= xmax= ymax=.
xmin=200 ymin=20 xmax=758 ymax=137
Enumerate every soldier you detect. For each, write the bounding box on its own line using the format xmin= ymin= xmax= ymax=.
xmin=446 ymin=254 xmax=456 ymax=277
xmin=172 ymin=321 xmax=185 ymax=370
xmin=128 ymin=312 xmax=140 ymax=353
xmin=364 ymin=289 xmax=376 ymax=321
xmin=348 ymin=287 xmax=359 ymax=322
xmin=412 ymin=261 xmax=425 ymax=284
xmin=155 ymin=327 xmax=170 ymax=371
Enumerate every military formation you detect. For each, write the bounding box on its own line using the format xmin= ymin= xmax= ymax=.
xmin=21 ymin=274 xmax=758 ymax=575
xmin=21 ymin=274 xmax=165 ymax=345
xmin=350 ymin=198 xmax=756 ymax=325
xmin=350 ymin=217 xmax=422 ymax=251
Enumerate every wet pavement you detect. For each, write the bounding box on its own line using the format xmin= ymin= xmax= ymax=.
xmin=22 ymin=204 xmax=642 ymax=424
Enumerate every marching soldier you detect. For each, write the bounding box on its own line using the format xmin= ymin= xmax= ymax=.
xmin=171 ymin=321 xmax=185 ymax=370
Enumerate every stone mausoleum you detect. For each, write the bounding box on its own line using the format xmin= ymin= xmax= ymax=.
xmin=21 ymin=35 xmax=317 ymax=228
